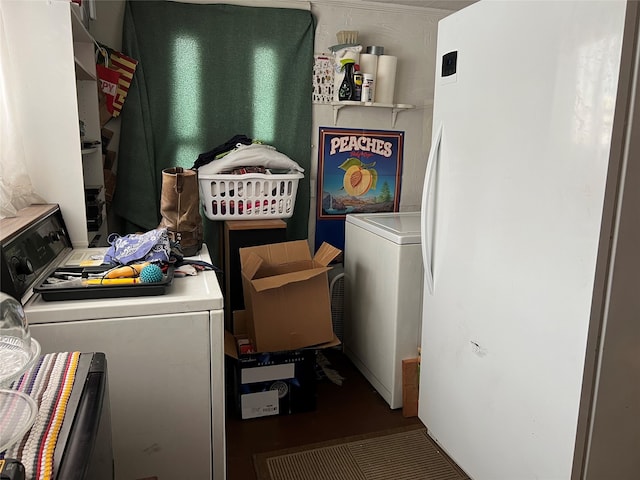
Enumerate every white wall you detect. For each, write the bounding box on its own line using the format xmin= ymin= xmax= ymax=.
xmin=310 ymin=1 xmax=448 ymax=244
xmin=3 ymin=0 xmax=89 ymax=246
xmin=92 ymin=0 xmax=124 ymax=50
xmin=89 ymin=0 xmax=452 ymax=242
xmin=91 ymin=0 xmax=125 ymax=181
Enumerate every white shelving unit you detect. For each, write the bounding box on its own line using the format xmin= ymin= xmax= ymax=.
xmin=4 ymin=1 xmax=107 ymax=248
xmin=331 ymin=101 xmax=416 ymax=127
xmin=72 ymin=5 xmax=108 ymax=246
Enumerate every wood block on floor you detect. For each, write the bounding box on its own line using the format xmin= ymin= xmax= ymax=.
xmin=402 ymin=357 xmax=420 ymax=418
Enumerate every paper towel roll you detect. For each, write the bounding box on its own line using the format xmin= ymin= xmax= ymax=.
xmin=358 ymin=53 xmax=378 ymax=79
xmin=375 ymin=55 xmax=397 ymax=105
xmin=358 ymin=54 xmax=378 ymax=101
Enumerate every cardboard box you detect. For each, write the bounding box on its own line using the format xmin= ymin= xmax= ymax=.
xmin=239 ymin=240 xmax=341 ymax=352
xmin=225 ymin=311 xmax=336 ymax=419
xmin=225 ymin=331 xmax=317 ymax=419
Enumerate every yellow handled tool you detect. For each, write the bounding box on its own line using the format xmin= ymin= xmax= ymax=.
xmin=84 ymin=278 xmax=142 ymax=286
xmin=104 ymin=262 xmax=150 ymax=279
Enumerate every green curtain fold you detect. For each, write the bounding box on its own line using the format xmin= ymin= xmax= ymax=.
xmin=114 ymin=0 xmax=315 ymax=263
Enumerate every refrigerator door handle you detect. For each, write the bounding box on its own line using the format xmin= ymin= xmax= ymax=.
xmin=421 ymin=122 xmax=442 ymax=294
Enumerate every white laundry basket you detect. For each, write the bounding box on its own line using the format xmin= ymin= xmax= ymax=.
xmin=198 ymin=170 xmax=304 ymax=220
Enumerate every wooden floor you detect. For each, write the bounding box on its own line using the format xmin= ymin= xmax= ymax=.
xmin=225 ymin=348 xmax=424 ymax=480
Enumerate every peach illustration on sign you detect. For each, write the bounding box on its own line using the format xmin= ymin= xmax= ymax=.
xmin=340 ymin=158 xmax=378 ymax=196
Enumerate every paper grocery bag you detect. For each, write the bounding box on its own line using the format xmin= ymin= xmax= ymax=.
xmin=96 ymin=64 xmax=120 ymax=116
xmin=96 ymin=45 xmax=139 ymax=118
xmin=109 ymin=51 xmax=138 ymax=117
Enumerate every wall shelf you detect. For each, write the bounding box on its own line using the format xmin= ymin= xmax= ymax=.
xmin=74 ymin=56 xmax=96 ymax=81
xmin=81 ymin=146 xmax=99 ymax=155
xmin=330 ymin=101 xmax=416 ymax=127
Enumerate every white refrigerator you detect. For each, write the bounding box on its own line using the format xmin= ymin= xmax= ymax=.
xmin=419 ymin=2 xmax=640 ymax=480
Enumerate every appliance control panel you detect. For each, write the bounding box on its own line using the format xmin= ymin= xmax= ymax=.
xmin=441 ymin=50 xmax=458 ymax=85
xmin=0 ymin=207 xmax=71 ymax=301
xmin=442 ymin=51 xmax=457 ymax=76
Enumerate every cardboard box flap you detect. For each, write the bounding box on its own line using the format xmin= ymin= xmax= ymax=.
xmin=309 ymin=334 xmax=342 ymax=349
xmin=240 ymin=240 xmax=312 ymax=272
xmin=242 ymin=252 xmax=264 ymax=281
xmin=234 ymin=309 xmax=250 ymax=334
xmin=313 ymin=242 xmax=342 ymax=267
xmin=270 ymin=240 xmax=312 ymax=263
xmin=224 ymin=330 xmax=240 ymax=360
xmin=229 ymin=310 xmax=341 ymax=353
xmin=263 ymin=331 xmax=342 ymax=351
xmin=251 ymin=266 xmax=331 ymax=292
xmin=258 ymin=260 xmax=315 ymax=278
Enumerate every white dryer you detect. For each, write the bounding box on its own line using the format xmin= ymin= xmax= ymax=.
xmin=344 ymin=211 xmax=423 ymax=409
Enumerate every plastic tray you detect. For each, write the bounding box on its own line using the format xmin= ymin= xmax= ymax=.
xmin=33 ymin=265 xmax=175 ymax=301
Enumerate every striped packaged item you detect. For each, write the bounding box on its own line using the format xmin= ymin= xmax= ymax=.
xmin=109 ymin=50 xmax=138 ymax=117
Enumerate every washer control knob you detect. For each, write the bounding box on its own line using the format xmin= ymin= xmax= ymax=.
xmin=12 ymin=257 xmax=34 ymax=279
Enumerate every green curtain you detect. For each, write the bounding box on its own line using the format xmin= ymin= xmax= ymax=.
xmin=114 ymin=0 xmax=315 ymax=264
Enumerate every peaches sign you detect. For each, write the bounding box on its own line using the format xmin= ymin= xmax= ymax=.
xmin=317 ymin=127 xmax=404 ymax=219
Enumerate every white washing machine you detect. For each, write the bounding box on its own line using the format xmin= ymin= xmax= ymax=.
xmin=344 ymin=211 xmax=423 ymax=409
xmin=1 ymin=205 xmax=226 ymax=480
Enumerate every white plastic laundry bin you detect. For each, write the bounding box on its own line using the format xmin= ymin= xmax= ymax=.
xmin=198 ymin=170 xmax=303 ymax=220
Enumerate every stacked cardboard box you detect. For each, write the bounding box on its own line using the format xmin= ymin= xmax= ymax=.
xmin=225 ymin=240 xmax=341 ymax=419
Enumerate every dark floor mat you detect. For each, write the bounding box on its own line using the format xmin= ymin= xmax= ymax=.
xmin=254 ymin=425 xmax=469 ymax=480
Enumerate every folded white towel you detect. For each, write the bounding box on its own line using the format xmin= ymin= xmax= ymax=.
xmin=197 ymin=143 xmax=304 ymax=175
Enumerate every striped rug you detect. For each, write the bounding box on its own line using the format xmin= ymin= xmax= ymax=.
xmin=254 ymin=425 xmax=469 ymax=480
